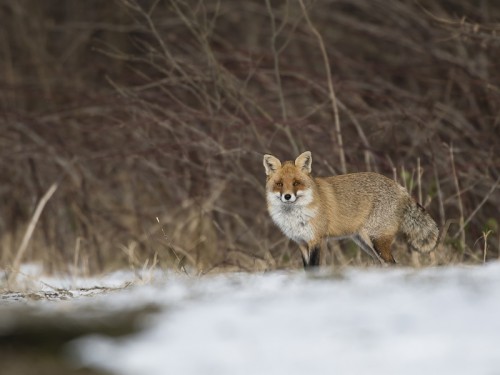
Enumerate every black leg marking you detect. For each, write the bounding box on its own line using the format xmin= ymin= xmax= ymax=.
xmin=309 ymin=246 xmax=321 ymax=267
xmin=304 ymin=245 xmax=321 ymax=269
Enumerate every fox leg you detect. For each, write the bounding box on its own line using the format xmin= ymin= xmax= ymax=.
xmin=299 ymin=243 xmax=321 ymax=268
xmin=372 ymin=236 xmax=396 ymax=264
xmin=309 ymin=244 xmax=321 ymax=267
xmin=353 ymin=233 xmax=385 ymax=264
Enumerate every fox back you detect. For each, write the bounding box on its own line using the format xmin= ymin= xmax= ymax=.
xmin=263 ymin=151 xmax=439 ymax=267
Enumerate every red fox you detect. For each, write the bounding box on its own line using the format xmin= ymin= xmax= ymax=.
xmin=263 ymin=151 xmax=439 ymax=268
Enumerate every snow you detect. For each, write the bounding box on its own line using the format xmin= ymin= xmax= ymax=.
xmin=70 ymin=263 xmax=500 ymax=375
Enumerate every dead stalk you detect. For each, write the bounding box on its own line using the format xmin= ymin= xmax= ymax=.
xmin=449 ymin=144 xmax=466 ymax=249
xmin=482 ymin=230 xmax=491 ymax=263
xmin=73 ymin=236 xmax=82 ymax=280
xmin=433 ymin=161 xmax=446 ymax=227
xmin=8 ymin=183 xmax=58 ymax=286
xmin=417 ymin=157 xmax=422 ymax=205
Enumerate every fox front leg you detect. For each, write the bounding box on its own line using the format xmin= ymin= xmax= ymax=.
xmin=299 ymin=243 xmax=321 ymax=269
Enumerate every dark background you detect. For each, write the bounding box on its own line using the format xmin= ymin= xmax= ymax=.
xmin=1 ymin=0 xmax=499 ymax=273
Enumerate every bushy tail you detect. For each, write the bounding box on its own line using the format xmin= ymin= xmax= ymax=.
xmin=400 ymin=200 xmax=439 ymax=253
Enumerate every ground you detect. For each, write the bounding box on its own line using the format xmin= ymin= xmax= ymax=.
xmin=2 ymin=263 xmax=500 ymax=375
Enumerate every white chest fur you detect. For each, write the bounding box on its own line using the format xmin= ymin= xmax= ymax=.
xmin=267 ymin=192 xmax=317 ymax=244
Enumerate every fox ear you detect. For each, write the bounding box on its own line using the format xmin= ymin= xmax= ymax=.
xmin=263 ymin=154 xmax=281 ymax=175
xmin=295 ymin=151 xmax=312 ymax=174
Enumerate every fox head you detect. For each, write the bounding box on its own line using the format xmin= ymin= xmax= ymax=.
xmin=263 ymin=151 xmax=314 ymax=205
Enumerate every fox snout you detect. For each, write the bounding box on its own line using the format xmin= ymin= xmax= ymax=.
xmin=272 ymin=190 xmax=311 ymax=204
xmin=281 ymin=192 xmax=297 ymax=203
xmin=270 ymin=190 xmax=298 ymax=203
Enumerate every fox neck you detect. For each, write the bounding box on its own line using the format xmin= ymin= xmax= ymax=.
xmin=267 ymin=188 xmax=318 ymax=244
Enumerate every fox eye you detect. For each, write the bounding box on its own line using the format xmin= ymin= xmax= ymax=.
xmin=293 ymin=181 xmax=301 ymax=186
xmin=276 ymin=182 xmax=283 ymax=187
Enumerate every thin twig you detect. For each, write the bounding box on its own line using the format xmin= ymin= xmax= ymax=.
xmin=432 ymin=158 xmax=446 ymax=227
xmin=453 ymin=177 xmax=500 ymax=240
xmin=156 ymin=217 xmax=190 ymax=276
xmin=417 ymin=157 xmax=422 ymax=205
xmin=298 ymin=0 xmax=346 ymax=174
xmin=265 ymin=0 xmax=287 ymax=121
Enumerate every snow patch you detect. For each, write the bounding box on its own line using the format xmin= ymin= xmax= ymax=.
xmin=73 ymin=263 xmax=500 ymax=375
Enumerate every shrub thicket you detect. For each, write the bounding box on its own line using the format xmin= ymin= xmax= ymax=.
xmin=1 ymin=0 xmax=499 ymax=274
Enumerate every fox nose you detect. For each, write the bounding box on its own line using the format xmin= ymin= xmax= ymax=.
xmin=284 ymin=194 xmax=292 ymax=201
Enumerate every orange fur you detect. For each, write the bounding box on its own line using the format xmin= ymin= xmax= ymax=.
xmin=264 ymin=151 xmax=438 ymax=268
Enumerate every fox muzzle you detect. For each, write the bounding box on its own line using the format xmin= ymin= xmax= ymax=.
xmin=281 ymin=193 xmax=297 ymax=203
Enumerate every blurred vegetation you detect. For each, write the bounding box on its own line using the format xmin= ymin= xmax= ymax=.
xmin=0 ymin=300 xmax=155 ymax=375
xmin=1 ymin=0 xmax=499 ymax=275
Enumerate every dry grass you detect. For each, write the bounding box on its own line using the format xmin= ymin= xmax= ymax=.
xmin=1 ymin=0 xmax=499 ymax=277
